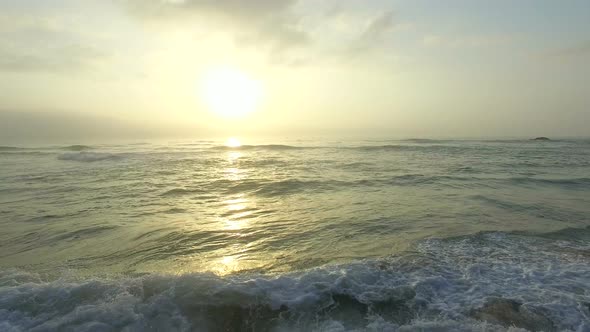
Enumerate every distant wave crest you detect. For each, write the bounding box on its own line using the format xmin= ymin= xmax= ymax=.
xmin=57 ymin=152 xmax=122 ymax=162
xmin=509 ymin=177 xmax=590 ymax=188
xmin=0 ymin=146 xmax=25 ymax=151
xmin=60 ymin=145 xmax=94 ymax=151
xmin=355 ymin=144 xmax=469 ymax=152
xmin=160 ymin=188 xmax=206 ymax=197
xmin=156 ymin=174 xmax=590 ymax=199
xmin=401 ymin=138 xmax=448 ymax=143
xmin=211 ymin=144 xmax=314 ymax=151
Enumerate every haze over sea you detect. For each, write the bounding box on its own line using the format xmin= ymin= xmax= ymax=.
xmin=1 ymin=138 xmax=589 ymax=331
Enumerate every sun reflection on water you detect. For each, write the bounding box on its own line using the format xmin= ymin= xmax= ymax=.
xmin=213 ymin=194 xmax=252 ymax=273
xmin=224 ymin=149 xmax=245 ymax=181
xmin=227 ymin=151 xmax=242 ymax=162
xmin=205 ymin=145 xmax=268 ymax=275
xmin=224 ymin=168 xmax=243 ymax=181
xmin=223 ymin=219 xmax=246 ymax=231
xmin=222 ymin=197 xmax=249 ymax=231
xmin=217 ymin=255 xmax=240 ymax=274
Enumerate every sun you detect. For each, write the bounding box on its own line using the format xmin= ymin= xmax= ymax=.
xmin=225 ymin=137 xmax=242 ymax=148
xmin=201 ymin=66 xmax=264 ymax=118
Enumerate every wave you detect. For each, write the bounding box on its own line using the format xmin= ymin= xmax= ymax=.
xmin=60 ymin=145 xmax=94 ymax=151
xmin=1 ymin=145 xmax=93 ymax=155
xmin=0 ymin=149 xmax=54 ymax=156
xmin=0 ymin=146 xmax=26 ymax=151
xmin=2 ymin=145 xmax=92 ymax=152
xmin=400 ymin=138 xmax=449 ymax=144
xmin=160 ymin=176 xmax=467 ymax=198
xmin=212 ymin=143 xmax=460 ymax=152
xmin=1 ymin=230 xmax=589 ymax=331
xmin=508 ymin=177 xmax=590 ymax=189
xmin=210 ymin=143 xmax=462 ymax=153
xmin=110 ymin=175 xmax=590 ymax=201
xmin=249 ymin=175 xmax=484 ymax=192
xmin=157 ymin=176 xmax=495 ymax=199
xmin=513 ymin=225 xmax=590 ymax=242
xmin=355 ymin=144 xmax=411 ymax=151
xmin=171 ymin=179 xmax=340 ymax=197
xmin=211 ymin=144 xmax=316 ymax=151
xmin=57 ymin=152 xmax=123 ymax=162
xmin=251 ymin=179 xmax=339 ymax=197
xmin=353 ymin=144 xmax=470 ymax=153
xmin=471 ymin=194 xmax=589 ymax=221
xmin=160 ymin=188 xmax=207 ymax=197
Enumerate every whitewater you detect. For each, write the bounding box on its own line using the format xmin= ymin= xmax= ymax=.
xmin=1 ymin=139 xmax=589 ymax=331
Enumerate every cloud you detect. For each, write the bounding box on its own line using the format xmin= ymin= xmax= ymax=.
xmin=422 ymin=33 xmax=510 ymax=49
xmin=347 ymin=10 xmax=396 ymax=55
xmin=549 ymin=40 xmax=590 ymax=58
xmin=123 ymin=0 xmax=309 ymax=52
xmin=0 ymin=13 xmax=108 ymax=73
xmin=0 ymin=43 xmax=107 ymax=73
xmin=122 ymin=1 xmax=398 ymax=64
xmin=360 ymin=11 xmax=395 ymax=44
xmin=0 ymin=0 xmax=401 ymax=73
xmin=127 ymin=0 xmax=296 ymax=18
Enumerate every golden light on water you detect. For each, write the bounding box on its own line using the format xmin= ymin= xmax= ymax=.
xmin=216 ymin=195 xmax=251 ymax=273
xmin=217 ymin=255 xmax=240 ymax=275
xmin=223 ymin=219 xmax=246 ymax=231
xmin=224 ymin=197 xmax=248 ymax=213
xmin=201 ymin=66 xmax=263 ymax=119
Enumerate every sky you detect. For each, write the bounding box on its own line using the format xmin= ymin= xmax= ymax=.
xmin=1 ymin=0 xmax=589 ymax=141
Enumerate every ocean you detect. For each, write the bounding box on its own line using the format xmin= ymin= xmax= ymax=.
xmin=1 ymin=139 xmax=589 ymax=331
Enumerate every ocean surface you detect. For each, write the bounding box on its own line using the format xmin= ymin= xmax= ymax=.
xmin=1 ymin=138 xmax=589 ymax=331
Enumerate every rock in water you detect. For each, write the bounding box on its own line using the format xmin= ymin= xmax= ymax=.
xmin=533 ymin=137 xmax=551 ymax=141
xmin=470 ymin=297 xmax=555 ymax=331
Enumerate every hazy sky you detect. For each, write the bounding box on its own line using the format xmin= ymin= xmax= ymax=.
xmin=1 ymin=0 xmax=589 ymax=141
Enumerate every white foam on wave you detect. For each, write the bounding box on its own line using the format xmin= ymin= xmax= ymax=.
xmin=1 ymin=231 xmax=589 ymax=331
xmin=413 ymin=232 xmax=590 ymax=329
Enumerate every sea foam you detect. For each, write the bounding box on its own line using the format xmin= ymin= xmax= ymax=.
xmin=1 ymin=231 xmax=589 ymax=331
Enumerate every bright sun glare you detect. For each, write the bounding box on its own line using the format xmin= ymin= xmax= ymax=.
xmin=201 ymin=67 xmax=263 ymax=118
xmin=225 ymin=137 xmax=242 ymax=148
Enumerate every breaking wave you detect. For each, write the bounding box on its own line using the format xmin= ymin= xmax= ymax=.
xmin=1 ymin=229 xmax=589 ymax=331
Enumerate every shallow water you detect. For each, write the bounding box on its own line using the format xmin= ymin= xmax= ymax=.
xmin=1 ymin=139 xmax=589 ymax=331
